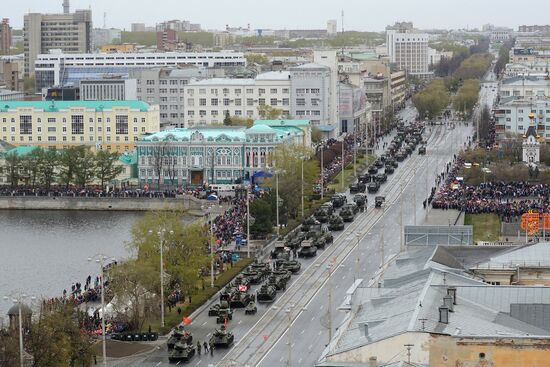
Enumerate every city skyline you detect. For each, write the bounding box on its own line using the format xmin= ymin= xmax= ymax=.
xmin=7 ymin=0 xmax=550 ymax=31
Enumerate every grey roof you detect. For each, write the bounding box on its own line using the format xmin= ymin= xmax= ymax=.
xmin=472 ymin=242 xmax=550 ymax=269
xmin=254 ymin=70 xmax=291 ymax=80
xmin=320 ymin=244 xmax=550 ymax=363
xmin=290 ymin=62 xmax=330 ymax=71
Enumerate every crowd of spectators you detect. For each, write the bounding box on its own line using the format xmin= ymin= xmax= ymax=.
xmin=0 ymin=186 xmax=179 ymax=198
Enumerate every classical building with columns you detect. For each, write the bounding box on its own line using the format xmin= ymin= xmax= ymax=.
xmin=136 ymin=119 xmax=310 ymax=188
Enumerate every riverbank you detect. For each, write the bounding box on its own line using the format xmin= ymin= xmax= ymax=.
xmin=0 ymin=196 xmax=202 ymax=211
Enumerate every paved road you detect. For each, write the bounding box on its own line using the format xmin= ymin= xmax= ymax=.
xmin=109 ymin=104 xmax=474 ymax=367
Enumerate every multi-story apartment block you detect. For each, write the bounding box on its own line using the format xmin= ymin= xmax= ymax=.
xmin=24 ymin=2 xmax=92 ymax=76
xmin=493 ymin=97 xmax=550 ymax=141
xmin=518 ymin=25 xmax=550 ymax=33
xmin=289 ymin=63 xmax=332 ymax=127
xmin=386 ymin=28 xmax=431 ymax=78
xmin=183 ymin=71 xmax=292 ymax=127
xmin=338 ymin=82 xmax=369 ymax=134
xmin=0 ymin=57 xmax=23 ymax=92
xmin=0 ymin=18 xmax=12 ymax=54
xmin=136 ymin=120 xmax=310 ymax=187
xmin=0 ymin=100 xmax=159 ymax=152
xmin=34 ymin=51 xmax=246 ymax=91
xmin=131 ymin=68 xmax=213 ymax=129
xmin=499 ymin=76 xmax=550 ymax=98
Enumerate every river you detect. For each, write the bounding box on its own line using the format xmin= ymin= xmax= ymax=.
xmin=0 ymin=210 xmax=143 ymax=319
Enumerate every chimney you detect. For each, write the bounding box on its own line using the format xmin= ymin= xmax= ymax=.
xmin=63 ymin=0 xmax=70 ymax=14
xmin=439 ymin=305 xmax=449 ymax=324
xmin=443 ymin=295 xmax=454 ymax=312
xmin=368 ymin=356 xmax=378 ymax=367
xmin=447 ymin=287 xmax=457 ymax=305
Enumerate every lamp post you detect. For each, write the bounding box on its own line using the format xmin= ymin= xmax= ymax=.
xmin=3 ymin=293 xmax=35 ymax=367
xmin=202 ymin=197 xmax=221 ymax=288
xmin=320 ymin=144 xmax=324 ymax=200
xmin=246 ymin=185 xmax=251 ymax=258
xmin=327 ymin=263 xmax=333 ymax=344
xmin=341 ymin=136 xmax=345 ymax=191
xmin=275 ymin=169 xmax=285 ymax=237
xmin=300 ymin=155 xmax=307 ymax=218
xmin=88 ymin=254 xmax=115 ymax=367
xmin=147 ymin=228 xmax=173 ymax=328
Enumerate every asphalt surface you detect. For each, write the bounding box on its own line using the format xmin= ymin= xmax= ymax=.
xmin=108 ymin=100 xmax=483 ymax=367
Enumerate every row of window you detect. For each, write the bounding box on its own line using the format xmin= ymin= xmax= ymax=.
xmin=193 ymin=98 xmax=290 ymax=107
xmin=139 ymin=169 xmax=238 ymax=178
xmin=1 ymin=116 xmax=147 ymax=124
xmin=2 ymin=135 xmax=139 ymax=142
xmin=187 ymin=88 xmax=290 ymax=96
xmin=186 ymin=109 xmax=291 ymax=118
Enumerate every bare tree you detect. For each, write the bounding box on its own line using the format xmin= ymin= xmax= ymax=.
xmin=152 ymin=141 xmax=168 ymax=190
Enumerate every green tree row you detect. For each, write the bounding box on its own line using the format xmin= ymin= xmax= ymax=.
xmin=1 ymin=146 xmax=123 ymax=189
xmin=412 ymin=80 xmax=451 ymax=119
xmin=453 ymin=79 xmax=481 ymax=117
xmin=454 ymin=53 xmax=494 ymax=81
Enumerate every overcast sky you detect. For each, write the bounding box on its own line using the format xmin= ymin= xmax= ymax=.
xmin=7 ymin=0 xmax=550 ymax=31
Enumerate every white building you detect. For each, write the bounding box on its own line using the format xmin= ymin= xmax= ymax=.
xmin=494 ymin=97 xmax=550 ymax=141
xmin=327 ymin=20 xmax=337 ymax=36
xmin=523 ymin=125 xmax=540 ymax=164
xmin=34 ymin=50 xmax=246 ymax=91
xmin=499 ymin=76 xmax=550 ymax=98
xmin=490 ymin=29 xmax=511 ymax=43
xmin=80 ymin=79 xmax=137 ymax=101
xmin=183 ymin=71 xmax=292 ymax=127
xmin=386 ymin=30 xmax=432 ymax=78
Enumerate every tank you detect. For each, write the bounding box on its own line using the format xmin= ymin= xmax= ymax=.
xmin=168 ymin=343 xmax=196 ymax=363
xmin=250 ymin=261 xmax=270 ymax=275
xmin=298 ymin=242 xmax=317 ymax=258
xmin=313 ymin=235 xmax=326 ymax=249
xmin=368 ymin=166 xmax=378 ymax=174
xmin=270 ymin=268 xmax=292 ymax=282
xmin=219 ymin=286 xmax=236 ymax=302
xmin=384 ymin=165 xmax=395 ymax=174
xmin=230 ymin=275 xmax=250 ymax=289
xmin=229 ymin=291 xmax=252 ymax=309
xmin=242 ymin=268 xmax=264 ymax=284
xmin=339 ymin=207 xmax=355 ymax=222
xmin=257 ymin=284 xmax=277 ymax=303
xmin=353 ymin=193 xmax=367 ymax=209
xmin=313 ymin=207 xmax=329 ymax=223
xmin=209 ymin=325 xmax=235 ymax=348
xmin=167 ymin=328 xmax=192 ymax=350
xmin=418 ymin=146 xmax=426 ymax=155
xmin=375 ymin=173 xmax=387 ymax=183
xmin=322 ymin=231 xmax=334 ymax=244
xmin=328 ymin=215 xmax=344 ymax=231
xmin=301 ymin=216 xmax=317 ymax=232
xmin=267 ymin=275 xmax=287 ymax=291
xmin=278 ymin=260 xmax=301 ymax=273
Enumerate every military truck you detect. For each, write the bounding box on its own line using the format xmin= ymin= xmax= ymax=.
xmin=349 ymin=182 xmax=366 ymax=194
xmin=328 ymin=214 xmax=345 ymax=231
xmin=353 ymin=193 xmax=367 ymax=211
xmin=331 ymin=193 xmax=347 ymax=208
xmin=339 ymin=206 xmax=355 ymax=222
xmin=367 ymin=182 xmax=380 ymax=193
xmin=343 ymin=202 xmax=359 ymax=215
xmin=209 ymin=325 xmax=235 ymax=348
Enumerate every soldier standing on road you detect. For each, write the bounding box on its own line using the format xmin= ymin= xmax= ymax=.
xmin=197 ymin=341 xmax=201 ymax=355
xmin=210 ymin=341 xmax=215 ymax=356
xmin=203 ymin=341 xmax=209 ymax=353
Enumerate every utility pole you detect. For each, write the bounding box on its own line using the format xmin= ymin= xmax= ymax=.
xmin=354 ymin=233 xmax=361 ymax=283
xmin=320 ymin=144 xmax=324 ymax=199
xmin=400 ymin=179 xmax=404 ymax=252
xmin=327 ymin=263 xmax=333 ymax=343
xmin=301 ymin=156 xmax=305 ymax=218
xmin=413 ymin=167 xmax=417 ymax=226
xmin=341 ymin=138 xmax=345 ymax=191
xmin=286 ymin=307 xmax=293 ymax=367
xmin=380 ymin=208 xmax=385 ymax=267
xmin=276 ymin=170 xmax=280 ymax=237
xmin=246 ymin=186 xmax=250 ymax=258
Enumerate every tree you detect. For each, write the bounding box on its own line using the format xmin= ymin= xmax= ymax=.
xmin=223 ymin=111 xmax=232 ymax=126
xmin=311 ymin=126 xmax=323 ymax=144
xmin=227 ymin=116 xmax=254 ymax=128
xmin=21 ymin=148 xmax=44 ymax=188
xmin=74 ymin=148 xmax=96 ymax=187
xmin=152 ymin=142 xmax=168 ymax=190
xmin=2 ymin=152 xmax=21 ymax=188
xmin=257 ymin=105 xmax=283 ymax=120
xmin=250 ymin=196 xmax=274 ymax=236
xmin=453 ymin=79 xmax=481 ymax=117
xmin=28 ymin=303 xmax=93 ymax=367
xmin=245 ymin=53 xmax=269 ymax=65
xmin=59 ymin=146 xmax=84 ymax=188
xmin=95 ymin=150 xmax=124 ymax=190
xmin=412 ymin=80 xmax=450 ymax=119
xmin=0 ymin=330 xmax=19 ymax=367
xmin=38 ymin=149 xmax=58 ymax=189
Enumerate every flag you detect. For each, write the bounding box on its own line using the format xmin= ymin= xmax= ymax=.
xmin=238 ymin=284 xmax=248 ymax=292
xmin=224 ymin=317 xmax=228 ymax=329
xmin=182 ymin=316 xmax=191 ymax=325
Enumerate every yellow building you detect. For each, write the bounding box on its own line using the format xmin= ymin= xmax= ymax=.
xmin=0 ymin=101 xmax=160 ymax=153
xmin=99 ymin=44 xmax=136 ymax=53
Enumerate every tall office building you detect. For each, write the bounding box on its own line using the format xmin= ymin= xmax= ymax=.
xmin=386 ymin=22 xmax=431 ymax=78
xmin=24 ymin=1 xmax=92 ymax=76
xmin=0 ymin=18 xmax=12 ymax=53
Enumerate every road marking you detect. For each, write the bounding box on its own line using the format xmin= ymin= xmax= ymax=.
xmin=156 ymin=362 xmax=162 ymax=367
xmin=298 ymin=358 xmax=303 ymax=364
xmin=195 ymin=361 xmax=201 ymax=366
xmin=279 ymin=356 xmax=284 ymax=362
xmin=342 ymin=275 xmax=346 ymax=280
xmin=238 ymin=320 xmax=242 ymax=325
xmin=300 ymin=329 xmax=305 ymax=334
xmin=319 ymin=305 xmax=324 ymax=310
xmin=318 ymin=330 xmax=322 ymax=335
xmin=291 ymin=343 xmax=295 ymax=348
xmin=311 ymin=316 xmax=315 ymax=321
xmin=308 ymin=344 xmax=313 ymax=350
xmin=202 ymin=321 xmax=207 ymax=326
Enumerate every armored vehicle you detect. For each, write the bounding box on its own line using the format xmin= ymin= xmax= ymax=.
xmin=328 ymin=215 xmax=345 ymax=231
xmin=208 ymin=300 xmax=231 ymax=317
xmin=353 ymin=193 xmax=367 ymax=211
xmin=384 ymin=165 xmax=394 ymax=175
xmin=267 ymin=275 xmax=287 ymax=291
xmin=301 ymin=216 xmax=318 ymax=232
xmin=279 ymin=259 xmax=301 ymax=273
xmin=242 ymin=267 xmax=264 ymax=284
xmin=339 ymin=206 xmax=355 ymax=222
xmin=229 ymin=291 xmax=252 ymax=309
xmin=331 ymin=194 xmax=347 ymax=208
xmin=359 ymin=173 xmax=374 ymax=183
xmin=418 ymin=146 xmax=426 ymax=155
xmin=257 ymin=284 xmax=277 ymax=303
xmin=313 ymin=207 xmax=330 ymax=223
xmin=230 ymin=275 xmax=250 ymax=289
xmin=375 ymin=196 xmax=385 ymax=208
xmin=168 ymin=343 xmax=196 ymax=363
xmin=245 ymin=301 xmax=257 ymax=315
xmin=209 ymin=325 xmax=234 ymax=348
xmin=320 ymin=202 xmax=334 ymax=215
xmin=367 ymin=166 xmax=378 ymax=174
xmin=167 ymin=328 xmax=192 ymax=350
xmin=343 ymin=202 xmax=359 ymax=215
xmin=298 ymin=241 xmax=317 ymax=258
xmin=395 ymin=152 xmax=406 ymax=162
xmin=375 ymin=173 xmax=387 ymax=183
xmin=374 ymin=159 xmax=384 ymax=168
xmin=349 ymin=182 xmax=366 ymax=194
xmin=367 ymin=182 xmax=380 ymax=193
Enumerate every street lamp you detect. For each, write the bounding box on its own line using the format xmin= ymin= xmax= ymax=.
xmin=300 ymin=155 xmax=307 ymax=218
xmin=320 ymin=143 xmax=325 ymax=200
xmin=87 ymin=254 xmax=115 ymax=367
xmin=202 ymin=197 xmax=222 ymax=288
xmin=3 ymin=293 xmax=35 ymax=367
xmin=147 ymin=228 xmax=173 ymax=328
xmin=274 ymin=169 xmax=285 ymax=237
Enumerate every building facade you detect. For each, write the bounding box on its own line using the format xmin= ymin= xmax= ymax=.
xmin=0 ymin=100 xmax=159 ymax=152
xmin=0 ymin=89 xmax=25 ymax=101
xmin=131 ymin=67 xmax=213 ymax=129
xmin=338 ymin=82 xmax=368 ymax=134
xmin=92 ymin=28 xmax=122 ymax=49
xmin=80 ymin=79 xmax=137 ymax=101
xmin=136 ymin=120 xmax=309 ymax=187
xmin=183 ymin=71 xmax=292 ymax=127
xmin=24 ymin=7 xmax=92 ymax=76
xmin=0 ymin=18 xmax=12 ymax=53
xmin=519 ymin=25 xmax=550 ymax=33
xmin=289 ymin=63 xmax=331 ymax=127
xmin=0 ymin=57 xmax=23 ymax=92
xmin=34 ymin=51 xmax=246 ymax=91
xmin=493 ymin=97 xmax=550 ymax=141
xmin=386 ymin=29 xmax=431 ymax=78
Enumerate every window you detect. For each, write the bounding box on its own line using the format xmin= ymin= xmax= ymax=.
xmin=235 ymin=88 xmax=242 ymax=94
xmin=47 ymin=118 xmax=56 ymax=123
xmin=48 ymin=127 xmax=56 ymax=132
xmin=270 ymin=98 xmax=278 ymax=106
xmin=247 ymin=98 xmax=254 ymax=106
xmin=235 ymin=99 xmax=242 ymax=106
xmin=258 ymin=88 xmax=265 ymax=94
xmin=211 ymin=110 xmax=218 ymax=116
xmin=211 ymin=89 xmax=218 ymax=94
xmin=296 ymin=98 xmax=306 ymax=106
xmin=71 ymin=115 xmax=84 ymax=135
xmin=211 ymin=98 xmax=218 ymax=106
xmin=246 ymin=88 xmax=254 ymax=94
xmin=283 ymin=98 xmax=289 ymax=106
xmin=258 ymin=98 xmax=265 ymax=105
xmin=146 ymin=79 xmax=155 ymax=85
xmin=223 ymin=98 xmax=230 ymax=106
xmin=187 ymin=98 xmax=195 ymax=106
xmin=270 ymin=88 xmax=277 ymax=94
xmin=188 ymin=110 xmax=195 ymax=116
xmin=518 ymin=125 xmax=524 ymax=130
xmin=296 ymin=88 xmax=305 ymax=94
xmin=282 ymin=88 xmax=289 ymax=94
xmin=199 ymin=98 xmax=207 ymax=106
xmin=199 ymin=88 xmax=206 ymax=95
xmin=48 ymin=136 xmax=56 ymax=141
xmin=19 ymin=115 xmax=32 ymax=135
xmin=223 ymin=88 xmax=229 ymax=94
xmin=115 ymin=115 xmax=129 ymax=134
xmin=311 ymin=88 xmax=320 ymax=94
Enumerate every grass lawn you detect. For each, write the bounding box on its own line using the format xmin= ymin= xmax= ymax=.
xmin=328 ymin=155 xmax=376 ymax=192
xmin=464 ymin=213 xmax=501 ymax=242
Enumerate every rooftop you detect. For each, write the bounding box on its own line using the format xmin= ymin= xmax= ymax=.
xmin=253 ymin=119 xmax=311 ymax=127
xmin=0 ymin=100 xmax=152 ymax=113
